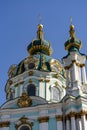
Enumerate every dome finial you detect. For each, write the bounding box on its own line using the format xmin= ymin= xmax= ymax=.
xmin=37 ymin=14 xmax=44 ymax=40
xmin=69 ymin=17 xmax=75 ymax=38
xmin=38 ymin=14 xmax=42 ymax=24
xmin=70 ymin=16 xmax=73 ymax=25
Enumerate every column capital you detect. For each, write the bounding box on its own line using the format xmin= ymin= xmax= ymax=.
xmin=65 ymin=114 xmax=70 ymax=120
xmin=15 ymin=83 xmax=19 ymax=87
xmin=38 ymin=78 xmax=44 ymax=82
xmin=45 ymin=79 xmax=50 ymax=82
xmin=69 ymin=111 xmax=76 ymax=117
xmin=0 ymin=121 xmax=10 ymax=128
xmin=79 ymin=110 xmax=87 ymax=116
xmin=38 ymin=116 xmax=49 ymax=123
xmin=56 ymin=115 xmax=63 ymax=121
xmin=75 ymin=113 xmax=81 ymax=119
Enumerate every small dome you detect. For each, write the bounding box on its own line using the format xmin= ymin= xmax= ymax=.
xmin=27 ymin=24 xmax=53 ymax=56
xmin=64 ymin=24 xmax=82 ymax=52
xmin=27 ymin=39 xmax=53 ymax=56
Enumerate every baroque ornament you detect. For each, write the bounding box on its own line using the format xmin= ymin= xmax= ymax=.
xmin=17 ymin=92 xmax=32 ymax=107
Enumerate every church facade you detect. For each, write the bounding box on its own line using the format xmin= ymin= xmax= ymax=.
xmin=0 ymin=23 xmax=87 ymax=130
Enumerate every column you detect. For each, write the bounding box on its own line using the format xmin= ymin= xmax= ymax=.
xmin=66 ymin=69 xmax=69 ymax=86
xmin=38 ymin=78 xmax=45 ymax=98
xmin=70 ymin=112 xmax=76 ymax=130
xmin=82 ymin=65 xmax=86 ymax=83
xmin=66 ymin=115 xmax=70 ymax=130
xmin=45 ymin=79 xmax=50 ymax=101
xmin=0 ymin=121 xmax=10 ymax=130
xmin=76 ymin=114 xmax=82 ymax=130
xmin=78 ymin=67 xmax=81 ymax=82
xmin=73 ymin=63 xmax=77 ymax=81
xmin=56 ymin=115 xmax=63 ymax=130
xmin=81 ymin=114 xmax=86 ymax=130
xmin=38 ymin=116 xmax=49 ymax=130
xmin=19 ymin=81 xmax=24 ymax=96
xmin=14 ymin=83 xmax=18 ymax=98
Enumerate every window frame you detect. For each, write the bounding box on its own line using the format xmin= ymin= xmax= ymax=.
xmin=18 ymin=124 xmax=31 ymax=130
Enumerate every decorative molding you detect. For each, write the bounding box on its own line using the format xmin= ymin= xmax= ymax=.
xmin=29 ymin=44 xmax=52 ymax=56
xmin=15 ymin=116 xmax=33 ymax=130
xmin=64 ymin=60 xmax=85 ymax=70
xmin=38 ymin=78 xmax=44 ymax=82
xmin=38 ymin=116 xmax=49 ymax=123
xmin=19 ymin=80 xmax=24 ymax=84
xmin=15 ymin=83 xmax=19 ymax=87
xmin=56 ymin=115 xmax=63 ymax=121
xmin=65 ymin=111 xmax=87 ymax=120
xmin=69 ymin=111 xmax=76 ymax=117
xmin=62 ymin=85 xmax=66 ymax=88
xmin=54 ymin=81 xmax=58 ymax=86
xmin=45 ymin=79 xmax=50 ymax=82
xmin=65 ymin=115 xmax=70 ymax=120
xmin=17 ymin=92 xmax=32 ymax=107
xmin=75 ymin=113 xmax=81 ymax=119
xmin=9 ymin=80 xmax=13 ymax=85
xmin=65 ymin=42 xmax=81 ymax=51
xmin=79 ymin=110 xmax=87 ymax=116
xmin=54 ymin=74 xmax=59 ymax=78
xmin=0 ymin=121 xmax=10 ymax=128
xmin=29 ymin=79 xmax=33 ymax=83
xmin=28 ymin=71 xmax=33 ymax=76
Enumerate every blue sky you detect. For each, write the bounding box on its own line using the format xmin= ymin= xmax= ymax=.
xmin=0 ymin=0 xmax=87 ymax=105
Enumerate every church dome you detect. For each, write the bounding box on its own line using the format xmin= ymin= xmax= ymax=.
xmin=5 ymin=23 xmax=66 ymax=105
xmin=27 ymin=24 xmax=53 ymax=56
xmin=64 ymin=24 xmax=82 ymax=52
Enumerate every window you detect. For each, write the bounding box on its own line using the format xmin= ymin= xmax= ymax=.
xmin=27 ymin=84 xmax=36 ymax=96
xmin=28 ymin=63 xmax=35 ymax=69
xmin=19 ymin=125 xmax=30 ymax=130
xmin=51 ymin=86 xmax=60 ymax=101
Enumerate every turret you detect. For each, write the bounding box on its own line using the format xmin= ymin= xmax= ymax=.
xmin=62 ymin=23 xmax=87 ymax=96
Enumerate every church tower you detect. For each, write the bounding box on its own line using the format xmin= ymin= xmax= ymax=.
xmin=62 ymin=23 xmax=87 ymax=130
xmin=0 ymin=22 xmax=87 ymax=130
xmin=62 ymin=23 xmax=87 ymax=96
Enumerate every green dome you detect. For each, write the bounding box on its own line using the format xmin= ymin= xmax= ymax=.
xmin=27 ymin=39 xmax=52 ymax=55
xmin=27 ymin=24 xmax=53 ymax=56
xmin=64 ymin=24 xmax=82 ymax=52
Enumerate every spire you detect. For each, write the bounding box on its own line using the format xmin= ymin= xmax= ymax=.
xmin=37 ymin=14 xmax=44 ymax=40
xmin=69 ymin=24 xmax=75 ymax=38
xmin=64 ymin=20 xmax=82 ymax=52
xmin=69 ymin=17 xmax=75 ymax=38
xmin=37 ymin=24 xmax=44 ymax=40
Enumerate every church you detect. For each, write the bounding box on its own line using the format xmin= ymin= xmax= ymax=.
xmin=0 ymin=22 xmax=87 ymax=130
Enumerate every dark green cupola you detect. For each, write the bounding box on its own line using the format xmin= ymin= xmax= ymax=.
xmin=27 ymin=24 xmax=53 ymax=56
xmin=64 ymin=24 xmax=82 ymax=52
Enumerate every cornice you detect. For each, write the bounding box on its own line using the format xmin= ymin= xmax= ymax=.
xmin=64 ymin=60 xmax=85 ymax=70
xmin=38 ymin=116 xmax=49 ymax=123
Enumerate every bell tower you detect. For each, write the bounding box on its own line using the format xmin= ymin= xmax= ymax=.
xmin=62 ymin=23 xmax=87 ymax=96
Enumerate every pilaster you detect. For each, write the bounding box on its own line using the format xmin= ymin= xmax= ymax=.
xmin=65 ymin=115 xmax=70 ymax=130
xmin=70 ymin=112 xmax=76 ymax=130
xmin=38 ymin=116 xmax=49 ymax=130
xmin=56 ymin=115 xmax=63 ymax=130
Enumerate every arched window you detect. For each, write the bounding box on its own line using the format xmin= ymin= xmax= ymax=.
xmin=28 ymin=63 xmax=35 ymax=69
xmin=51 ymin=86 xmax=60 ymax=101
xmin=27 ymin=84 xmax=36 ymax=96
xmin=19 ymin=125 xmax=30 ymax=130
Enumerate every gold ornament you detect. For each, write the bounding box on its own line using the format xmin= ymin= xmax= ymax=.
xmin=17 ymin=92 xmax=32 ymax=107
